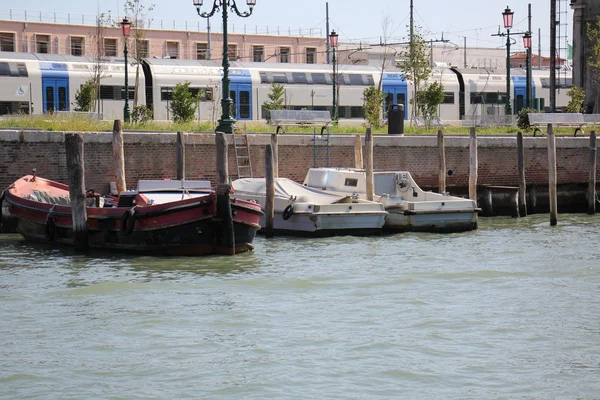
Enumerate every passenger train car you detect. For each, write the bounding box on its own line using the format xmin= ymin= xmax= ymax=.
xmin=0 ymin=51 xmax=570 ymax=123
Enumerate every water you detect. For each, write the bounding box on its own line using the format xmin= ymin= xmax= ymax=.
xmin=1 ymin=214 xmax=599 ymax=399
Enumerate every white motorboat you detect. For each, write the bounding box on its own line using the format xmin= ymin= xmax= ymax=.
xmin=303 ymin=168 xmax=479 ymax=233
xmin=231 ymin=177 xmax=387 ymax=236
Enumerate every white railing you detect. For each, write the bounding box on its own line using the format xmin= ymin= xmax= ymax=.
xmin=0 ymin=9 xmax=324 ymax=38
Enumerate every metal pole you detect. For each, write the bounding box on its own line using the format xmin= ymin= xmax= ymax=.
xmin=550 ymin=1 xmax=557 ymax=112
xmin=216 ymin=3 xmax=235 ymax=133
xmin=506 ymin=29 xmax=512 ymax=116
xmin=326 ymin=2 xmax=330 ymax=64
xmin=207 ymin=18 xmax=212 ymax=59
xmin=332 ymin=46 xmax=336 ymax=121
xmin=527 ymin=4 xmax=532 ymax=108
xmin=123 ymin=38 xmax=130 ymax=123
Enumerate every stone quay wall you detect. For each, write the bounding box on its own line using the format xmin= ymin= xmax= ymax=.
xmin=0 ymin=130 xmax=596 ymax=196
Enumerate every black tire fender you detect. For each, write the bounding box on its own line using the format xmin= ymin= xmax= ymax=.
xmin=45 ymin=216 xmax=56 ymax=241
xmin=282 ymin=204 xmax=294 ymax=220
xmin=120 ymin=208 xmax=136 ymax=236
xmin=0 ymin=190 xmax=4 ymax=231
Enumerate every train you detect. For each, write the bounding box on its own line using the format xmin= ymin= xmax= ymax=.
xmin=0 ymin=51 xmax=572 ymax=123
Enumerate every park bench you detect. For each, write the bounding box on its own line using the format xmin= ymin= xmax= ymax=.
xmin=528 ymin=113 xmax=586 ymax=137
xmin=414 ymin=116 xmax=444 ymax=128
xmin=269 ymin=110 xmax=332 ymax=134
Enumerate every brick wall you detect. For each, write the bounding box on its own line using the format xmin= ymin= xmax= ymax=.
xmin=0 ymin=131 xmax=597 ymax=194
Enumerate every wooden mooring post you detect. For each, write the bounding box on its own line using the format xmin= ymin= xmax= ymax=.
xmin=271 ymin=134 xmax=279 ymax=178
xmin=438 ymin=130 xmax=446 ymax=193
xmin=65 ymin=133 xmax=88 ymax=250
xmin=517 ymin=132 xmax=527 ymax=217
xmin=589 ymin=131 xmax=597 ymax=215
xmin=176 ymin=131 xmax=185 ymax=180
xmin=365 ymin=128 xmax=374 ymax=201
xmin=354 ymin=134 xmax=363 ymax=169
xmin=112 ymin=120 xmax=126 ymax=194
xmin=265 ymin=144 xmax=275 ymax=237
xmin=215 ymin=132 xmax=235 ymax=255
xmin=547 ymin=124 xmax=558 ymax=226
xmin=469 ymin=127 xmax=478 ymax=205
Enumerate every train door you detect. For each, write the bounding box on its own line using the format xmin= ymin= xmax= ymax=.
xmin=382 ymin=72 xmax=408 ymax=120
xmin=42 ymin=79 xmax=69 ymax=113
xmin=514 ymin=87 xmax=526 ymax=114
xmin=230 ymin=84 xmax=252 ymax=120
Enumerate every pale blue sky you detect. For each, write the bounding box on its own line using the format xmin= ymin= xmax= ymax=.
xmin=7 ymin=0 xmax=572 ymax=54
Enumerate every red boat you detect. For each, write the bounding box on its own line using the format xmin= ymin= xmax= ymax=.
xmin=2 ymin=175 xmax=263 ymax=256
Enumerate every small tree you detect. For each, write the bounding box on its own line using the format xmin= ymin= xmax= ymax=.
xmin=587 ymin=16 xmax=600 ymax=113
xmin=363 ymin=86 xmax=385 ymax=128
xmin=416 ymin=81 xmax=445 ymax=127
xmin=566 ymin=86 xmax=585 ymax=113
xmin=170 ymin=82 xmax=201 ymax=123
xmin=263 ymin=83 xmax=285 ymax=122
xmin=74 ymin=79 xmax=96 ymax=112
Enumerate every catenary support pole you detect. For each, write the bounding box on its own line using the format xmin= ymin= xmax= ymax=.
xmin=176 ymin=131 xmax=185 ymax=180
xmin=365 ymin=128 xmax=374 ymax=201
xmin=65 ymin=133 xmax=88 ymax=250
xmin=547 ymin=124 xmax=558 ymax=226
xmin=469 ymin=127 xmax=478 ymax=205
xmin=517 ymin=132 xmax=527 ymax=217
xmin=265 ymin=144 xmax=275 ymax=237
xmin=588 ymin=131 xmax=597 ymax=215
xmin=438 ymin=130 xmax=446 ymax=193
xmin=112 ymin=120 xmax=127 ymax=194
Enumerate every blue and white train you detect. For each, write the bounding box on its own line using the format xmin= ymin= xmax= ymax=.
xmin=0 ymin=51 xmax=572 ymax=123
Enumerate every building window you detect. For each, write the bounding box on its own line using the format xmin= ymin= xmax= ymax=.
xmin=166 ymin=41 xmax=179 ymax=59
xmin=306 ymin=47 xmax=316 ymax=64
xmin=104 ymin=38 xmax=118 ymax=57
xmin=253 ymin=45 xmax=264 ymax=62
xmin=228 ymin=44 xmax=238 ymax=60
xmin=0 ymin=33 xmax=15 ymax=52
xmin=279 ymin=47 xmax=290 ymax=63
xmin=70 ymin=37 xmax=84 ymax=56
xmin=36 ymin=34 xmax=51 ymax=54
xmin=136 ymin=40 xmax=149 ymax=58
xmin=196 ymin=43 xmax=208 ymax=60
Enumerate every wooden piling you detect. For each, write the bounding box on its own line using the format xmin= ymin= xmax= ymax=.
xmin=469 ymin=127 xmax=478 ymax=205
xmin=365 ymin=128 xmax=374 ymax=201
xmin=354 ymin=134 xmax=363 ymax=169
xmin=271 ymin=133 xmax=279 ymax=178
xmin=176 ymin=131 xmax=185 ymax=180
xmin=215 ymin=132 xmax=228 ymax=184
xmin=547 ymin=124 xmax=558 ymax=226
xmin=112 ymin=120 xmax=126 ymax=194
xmin=438 ymin=130 xmax=446 ymax=193
xmin=517 ymin=132 xmax=527 ymax=217
xmin=65 ymin=133 xmax=88 ymax=250
xmin=214 ymin=132 xmax=234 ymax=255
xmin=265 ymin=144 xmax=275 ymax=237
xmin=588 ymin=131 xmax=597 ymax=215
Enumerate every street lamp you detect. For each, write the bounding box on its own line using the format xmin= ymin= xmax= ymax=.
xmin=523 ymin=31 xmax=532 ymax=109
xmin=502 ymin=6 xmax=514 ymax=116
xmin=120 ymin=17 xmax=131 ymax=123
xmin=329 ymin=30 xmax=338 ymax=121
xmin=193 ymin=0 xmax=256 ymax=134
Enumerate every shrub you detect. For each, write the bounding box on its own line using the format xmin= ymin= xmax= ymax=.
xmin=131 ymin=105 xmax=153 ymax=124
xmin=170 ymin=82 xmax=201 ymax=123
xmin=517 ymin=108 xmax=540 ymax=131
xmin=74 ymin=79 xmax=96 ymax=112
xmin=566 ymin=86 xmax=585 ymax=113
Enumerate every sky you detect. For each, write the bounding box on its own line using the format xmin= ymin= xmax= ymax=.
xmin=7 ymin=0 xmax=573 ymax=55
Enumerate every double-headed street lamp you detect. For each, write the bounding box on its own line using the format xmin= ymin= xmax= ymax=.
xmin=120 ymin=17 xmax=131 ymax=123
xmin=492 ymin=6 xmax=531 ymax=116
xmin=329 ymin=30 xmax=338 ymax=121
xmin=193 ymin=0 xmax=256 ymax=134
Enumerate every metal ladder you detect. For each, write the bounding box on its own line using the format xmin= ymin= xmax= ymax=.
xmin=232 ymin=133 xmax=253 ymax=179
xmin=312 ymin=127 xmax=331 ymax=168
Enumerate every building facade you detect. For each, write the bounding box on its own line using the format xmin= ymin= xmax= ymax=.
xmin=571 ymin=0 xmax=600 ymax=112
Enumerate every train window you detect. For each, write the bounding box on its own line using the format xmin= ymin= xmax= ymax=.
xmin=58 ymin=87 xmax=67 ymax=111
xmin=312 ymin=73 xmax=327 ymax=84
xmin=443 ymin=92 xmax=455 ymax=104
xmin=292 ymin=72 xmax=307 ymax=84
xmin=0 ymin=62 xmax=10 ymax=76
xmin=272 ymin=73 xmax=288 ymax=84
xmin=119 ymin=86 xmax=135 ymax=100
xmin=161 ymin=87 xmax=173 ymax=101
xmin=229 ymin=91 xmax=237 ymax=117
xmin=17 ymin=63 xmax=28 ymax=77
xmin=239 ymin=91 xmax=250 ymax=119
xmin=350 ymin=106 xmax=365 ymax=118
xmin=366 ymin=75 xmax=375 ymax=86
xmin=46 ymin=86 xmax=55 ymax=111
xmin=260 ymin=72 xmax=269 ymax=84
xmin=470 ymin=92 xmax=505 ymax=104
xmin=349 ymin=74 xmax=364 ymax=85
xmin=203 ymin=87 xmax=213 ymax=101
xmin=100 ymin=86 xmax=115 ymax=100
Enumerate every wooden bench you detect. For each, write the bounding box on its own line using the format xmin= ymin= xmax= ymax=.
xmin=528 ymin=113 xmax=586 ymax=137
xmin=269 ymin=110 xmax=332 ymax=134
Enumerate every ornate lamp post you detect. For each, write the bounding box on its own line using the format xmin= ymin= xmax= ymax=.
xmin=502 ymin=6 xmax=514 ymax=116
xmin=193 ymin=0 xmax=256 ymax=133
xmin=523 ymin=31 xmax=533 ymax=109
xmin=120 ymin=17 xmax=131 ymax=123
xmin=329 ymin=30 xmax=338 ymax=121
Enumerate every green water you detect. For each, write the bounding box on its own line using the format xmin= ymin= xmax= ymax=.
xmin=1 ymin=214 xmax=599 ymax=399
